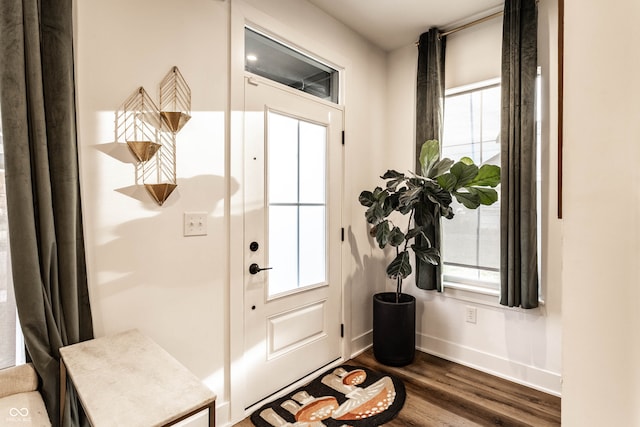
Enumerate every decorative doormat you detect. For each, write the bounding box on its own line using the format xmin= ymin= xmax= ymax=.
xmin=250 ymin=365 xmax=405 ymax=426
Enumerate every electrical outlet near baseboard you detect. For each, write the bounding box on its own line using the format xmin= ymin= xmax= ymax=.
xmin=465 ymin=306 xmax=477 ymax=324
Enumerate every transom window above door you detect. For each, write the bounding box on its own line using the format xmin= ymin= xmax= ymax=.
xmin=244 ymin=27 xmax=339 ymax=103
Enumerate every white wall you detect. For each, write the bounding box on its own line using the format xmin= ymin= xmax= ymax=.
xmin=76 ymin=0 xmax=388 ymax=425
xmin=75 ymin=1 xmax=229 ymax=423
xmin=382 ymin=0 xmax=562 ymax=395
xmin=562 ymin=0 xmax=640 ymax=425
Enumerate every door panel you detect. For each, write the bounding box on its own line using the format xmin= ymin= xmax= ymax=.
xmin=243 ymin=76 xmax=343 ymax=408
xmin=268 ymin=300 xmax=326 ymax=357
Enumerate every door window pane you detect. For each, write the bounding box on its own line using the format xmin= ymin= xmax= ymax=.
xmin=268 ymin=113 xmax=298 ymax=203
xmin=299 ymin=206 xmax=326 ymax=286
xmin=268 ymin=206 xmax=298 ymax=296
xmin=267 ymin=112 xmax=327 ymax=297
xmin=298 ymin=121 xmax=326 ymax=204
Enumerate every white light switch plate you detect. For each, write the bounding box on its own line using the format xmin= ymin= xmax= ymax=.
xmin=184 ymin=212 xmax=207 ymax=236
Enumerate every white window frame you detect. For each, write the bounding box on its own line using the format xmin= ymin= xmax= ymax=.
xmin=440 ymin=76 xmax=543 ymax=305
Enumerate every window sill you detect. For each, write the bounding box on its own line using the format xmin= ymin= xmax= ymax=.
xmin=441 ymin=281 xmax=545 ymax=311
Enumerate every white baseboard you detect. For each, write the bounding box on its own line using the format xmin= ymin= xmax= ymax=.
xmin=175 ymin=401 xmax=230 ymax=427
xmin=216 ymin=401 xmax=231 ymax=427
xmin=350 ymin=328 xmax=561 ymax=397
xmin=350 ymin=330 xmax=372 ymax=358
xmin=416 ymin=332 xmax=562 ymax=397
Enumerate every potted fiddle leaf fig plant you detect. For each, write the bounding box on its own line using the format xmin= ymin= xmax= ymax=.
xmin=359 ymin=139 xmax=500 ymax=366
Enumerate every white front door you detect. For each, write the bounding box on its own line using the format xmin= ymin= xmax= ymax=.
xmin=243 ymin=76 xmax=344 ymax=409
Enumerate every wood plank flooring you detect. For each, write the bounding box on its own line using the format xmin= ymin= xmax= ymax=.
xmin=233 ymin=348 xmax=561 ymax=426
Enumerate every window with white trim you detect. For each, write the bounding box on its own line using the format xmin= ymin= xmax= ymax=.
xmin=441 ymin=78 xmax=541 ymax=294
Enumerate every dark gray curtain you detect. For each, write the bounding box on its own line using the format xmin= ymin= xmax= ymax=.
xmin=0 ymin=0 xmax=93 ymax=425
xmin=415 ymin=28 xmax=445 ymax=291
xmin=500 ymin=0 xmax=539 ymax=308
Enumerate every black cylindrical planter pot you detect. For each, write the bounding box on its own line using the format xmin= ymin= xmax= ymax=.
xmin=373 ymin=292 xmax=416 ymax=366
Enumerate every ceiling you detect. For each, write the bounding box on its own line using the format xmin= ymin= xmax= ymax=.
xmin=306 ymin=0 xmax=504 ymax=51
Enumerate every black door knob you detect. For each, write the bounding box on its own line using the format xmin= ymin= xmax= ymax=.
xmin=249 ymin=263 xmax=273 ymax=275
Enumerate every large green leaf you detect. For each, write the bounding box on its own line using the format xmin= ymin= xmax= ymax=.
xmin=363 ymin=187 xmax=393 ymax=223
xmin=440 ymin=204 xmax=454 ymax=219
xmin=397 ymin=200 xmax=414 ymax=215
xmin=436 ymin=173 xmax=457 ymax=192
xmin=365 ymin=203 xmax=385 ymax=224
xmin=412 ymin=245 xmax=440 ymax=266
xmin=426 ymin=158 xmax=454 ymax=179
xmin=358 ymin=190 xmax=375 ymax=207
xmin=466 ymin=186 xmax=499 ymax=205
xmin=388 ymin=226 xmax=405 ymax=246
xmin=453 ymin=190 xmax=481 ymax=209
xmin=425 ymin=186 xmax=453 ymax=208
xmin=468 ymin=164 xmax=501 ymax=187
xmin=459 ymin=156 xmax=475 ymax=166
xmin=419 ymin=140 xmax=440 ymax=177
xmin=372 ymin=186 xmax=388 ymax=201
xmin=375 ymin=220 xmax=390 ymax=248
xmin=381 ymin=170 xmax=404 ymax=179
xmin=398 ymin=186 xmax=422 ymax=207
xmin=450 ymin=161 xmax=479 ymax=189
xmin=383 ymin=192 xmax=400 ymax=216
xmin=382 ymin=170 xmax=406 ymax=191
xmin=386 ymin=251 xmax=412 ymax=279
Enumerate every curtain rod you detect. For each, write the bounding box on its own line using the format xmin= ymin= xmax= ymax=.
xmin=415 ymin=10 xmax=503 ymax=45
xmin=439 ymin=10 xmax=503 ymax=38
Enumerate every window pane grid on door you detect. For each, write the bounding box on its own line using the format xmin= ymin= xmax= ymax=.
xmin=267 ymin=111 xmax=327 ymax=297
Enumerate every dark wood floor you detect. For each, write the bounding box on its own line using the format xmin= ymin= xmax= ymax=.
xmin=234 ymin=349 xmax=561 ymax=426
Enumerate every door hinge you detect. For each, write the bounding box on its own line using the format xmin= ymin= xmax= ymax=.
xmin=340 ymin=323 xmax=344 ymax=338
xmin=341 ymin=227 xmax=345 ymax=242
xmin=341 ymin=130 xmax=345 ymax=145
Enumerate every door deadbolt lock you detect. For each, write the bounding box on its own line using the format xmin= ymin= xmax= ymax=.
xmin=249 ymin=241 xmax=259 ymax=252
xmin=249 ymin=263 xmax=272 ymax=275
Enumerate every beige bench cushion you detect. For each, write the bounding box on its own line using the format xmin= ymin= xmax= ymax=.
xmin=0 ymin=391 xmax=51 ymax=426
xmin=0 ymin=363 xmax=38 ymax=399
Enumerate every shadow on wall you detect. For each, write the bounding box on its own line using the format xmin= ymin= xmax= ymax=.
xmin=90 ymin=174 xmax=232 ymax=296
xmin=346 ymin=226 xmax=389 ymax=348
xmin=403 ymin=279 xmax=446 ymax=336
xmin=95 ymin=141 xmax=176 ymax=205
xmin=95 ymin=141 xmax=138 ymax=164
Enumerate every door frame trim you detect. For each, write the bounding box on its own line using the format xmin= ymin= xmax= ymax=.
xmin=228 ymin=1 xmax=348 ymax=422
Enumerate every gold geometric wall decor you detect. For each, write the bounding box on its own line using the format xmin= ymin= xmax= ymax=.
xmin=121 ymin=87 xmax=161 ymax=163
xmin=160 ymin=66 xmax=191 ymax=133
xmin=141 ymin=127 xmax=177 ymax=206
xmin=115 ymin=66 xmax=191 ymax=206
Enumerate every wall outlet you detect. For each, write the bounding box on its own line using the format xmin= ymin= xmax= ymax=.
xmin=184 ymin=212 xmax=207 ymax=236
xmin=465 ymin=306 xmax=477 ymax=324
